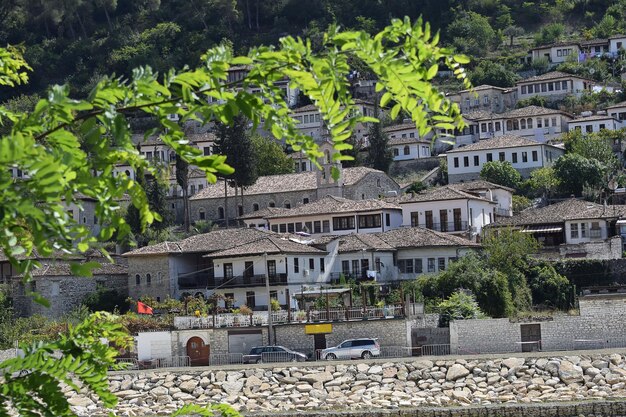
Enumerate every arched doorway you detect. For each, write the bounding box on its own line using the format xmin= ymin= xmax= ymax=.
xmin=186 ymin=337 xmax=210 ymax=366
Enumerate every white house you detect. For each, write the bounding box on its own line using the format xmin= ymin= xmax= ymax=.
xmin=568 ymin=114 xmax=624 ymax=133
xmin=516 ymin=71 xmax=594 ymax=101
xmin=529 ymin=43 xmax=580 ymax=65
xmin=383 ymin=123 xmax=432 ymax=160
xmin=447 ymin=84 xmax=518 ymax=114
xmin=607 ymin=101 xmax=626 ymax=122
xmin=258 ymin=196 xmax=403 ymax=236
xmin=392 ymin=186 xmax=497 ymax=239
xmin=609 ymin=35 xmax=626 ymax=55
xmin=449 ymin=180 xmax=514 ymax=218
xmin=446 ymin=135 xmax=565 ymax=183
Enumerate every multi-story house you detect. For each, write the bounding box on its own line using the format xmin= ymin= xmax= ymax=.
xmin=607 ymin=101 xmax=626 ymax=122
xmin=448 ymin=84 xmax=518 ymax=114
xmin=189 ymin=166 xmax=400 ymax=225
xmin=383 ymin=123 xmax=432 ymax=161
xmin=391 ymin=186 xmax=498 ymax=240
xmin=446 ymin=135 xmax=564 ymax=183
xmin=568 ymin=114 xmax=624 ymax=133
xmin=529 ymin=42 xmax=580 ymax=65
xmin=516 ymin=71 xmax=594 ymax=101
xmin=490 ymin=199 xmax=626 ymax=260
xmin=449 ymin=180 xmax=514 ymax=218
xmin=246 ymin=195 xmax=403 ymax=236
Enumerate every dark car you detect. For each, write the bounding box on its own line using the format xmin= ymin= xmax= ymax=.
xmin=242 ymin=345 xmax=307 ymax=364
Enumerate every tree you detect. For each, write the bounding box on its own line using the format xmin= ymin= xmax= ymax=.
xmin=534 ymin=22 xmax=565 ymax=46
xmin=447 ymin=11 xmax=500 ymax=57
xmin=527 ymin=167 xmax=560 ymax=200
xmin=553 ymin=153 xmax=605 ymax=196
xmin=527 ymin=262 xmax=574 ymax=310
xmin=437 ymin=291 xmax=485 ymax=327
xmin=251 ymin=133 xmax=293 ymax=176
xmin=470 ymin=60 xmax=518 ymax=88
xmin=567 ymin=133 xmax=620 ymax=172
xmin=176 ymin=153 xmax=190 ymax=231
xmin=0 ymin=19 xmax=470 ymax=414
xmin=366 ymin=101 xmax=393 ymax=173
xmin=480 ymin=161 xmax=522 ymax=189
xmin=503 ymin=25 xmax=524 ymax=47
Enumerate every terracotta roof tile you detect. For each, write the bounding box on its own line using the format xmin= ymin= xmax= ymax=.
xmin=264 ymin=195 xmax=400 ymax=219
xmin=503 ymin=105 xmax=570 ymax=118
xmin=391 ymin=185 xmax=494 ymax=204
xmin=375 ymin=227 xmax=480 ymax=248
xmin=493 ymin=199 xmax=626 ymax=226
xmin=518 ymin=71 xmax=592 ymax=83
xmin=449 ymin=180 xmax=515 ymax=193
xmin=446 ymin=135 xmax=552 ymax=153
xmin=206 ymin=236 xmax=325 ymax=258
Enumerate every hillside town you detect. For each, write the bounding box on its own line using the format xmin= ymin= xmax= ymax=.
xmin=4 ymin=2 xmax=626 ymax=416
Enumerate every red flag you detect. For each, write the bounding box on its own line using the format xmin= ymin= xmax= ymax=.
xmin=137 ymin=301 xmax=153 ymax=315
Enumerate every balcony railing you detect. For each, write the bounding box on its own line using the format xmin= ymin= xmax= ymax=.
xmin=178 ymin=272 xmax=287 ymax=289
xmin=420 ymin=221 xmax=468 ymax=233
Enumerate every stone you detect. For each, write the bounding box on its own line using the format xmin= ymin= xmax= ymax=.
xmin=222 ymin=380 xmax=244 ymax=395
xmin=179 ymin=380 xmax=197 ymax=393
xmin=558 ymin=361 xmax=584 ymax=384
xmin=68 ymin=396 xmax=94 ymax=407
xmin=446 ymin=364 xmax=470 ymax=381
xmin=592 ymin=360 xmax=609 ymax=369
xmin=296 ymin=384 xmax=313 ymax=392
xmin=246 ymin=375 xmax=263 ymax=388
xmin=301 ymin=371 xmax=334 ymax=384
xmin=502 ymin=358 xmax=525 ymax=369
xmin=610 ymin=354 xmax=623 ymax=366
xmin=172 ymin=392 xmax=195 ymax=401
xmin=150 ymin=386 xmax=169 ymax=397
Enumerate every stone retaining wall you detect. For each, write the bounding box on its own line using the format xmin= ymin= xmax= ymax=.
xmin=69 ymin=352 xmax=626 ymax=416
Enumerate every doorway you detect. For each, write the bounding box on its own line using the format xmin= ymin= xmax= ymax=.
xmin=314 ymin=334 xmax=327 ymax=358
xmin=186 ymin=336 xmax=210 ymax=366
xmin=520 ymin=324 xmax=541 ymax=352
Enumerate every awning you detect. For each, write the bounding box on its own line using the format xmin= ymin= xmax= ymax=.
xmin=616 ymin=219 xmax=626 ymax=225
xmin=520 ymin=225 xmax=563 ymax=233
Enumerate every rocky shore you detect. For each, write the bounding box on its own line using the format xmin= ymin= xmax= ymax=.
xmin=70 ymin=353 xmax=626 ymax=416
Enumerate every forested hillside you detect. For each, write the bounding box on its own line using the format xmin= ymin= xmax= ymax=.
xmin=3 ymin=0 xmax=626 ymax=101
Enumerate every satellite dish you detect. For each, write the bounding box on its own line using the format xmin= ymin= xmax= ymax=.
xmin=589 ymin=68 xmax=596 ymax=74
xmin=609 ymin=178 xmax=618 ymax=191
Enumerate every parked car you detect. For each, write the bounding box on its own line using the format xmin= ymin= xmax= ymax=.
xmin=321 ymin=338 xmax=380 ymax=360
xmin=243 ymin=345 xmax=307 ymax=364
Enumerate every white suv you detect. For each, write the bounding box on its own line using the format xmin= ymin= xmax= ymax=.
xmin=321 ymin=338 xmax=380 ymax=360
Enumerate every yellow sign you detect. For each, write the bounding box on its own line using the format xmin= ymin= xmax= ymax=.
xmin=305 ymin=323 xmax=332 ymax=334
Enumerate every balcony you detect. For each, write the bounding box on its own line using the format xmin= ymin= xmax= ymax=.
xmin=178 ymin=272 xmax=287 ymax=290
xmin=421 ymin=221 xmax=468 ymax=233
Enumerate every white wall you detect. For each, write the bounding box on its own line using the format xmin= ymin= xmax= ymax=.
xmin=400 ymin=199 xmax=495 ymax=234
xmin=136 ymin=331 xmax=172 ymax=361
xmin=569 ymin=119 xmax=623 ymax=133
xmin=565 ymin=219 xmax=608 ymax=244
xmin=269 ymin=210 xmax=403 ymax=236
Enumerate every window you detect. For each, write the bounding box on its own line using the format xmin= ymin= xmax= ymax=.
xmin=557 ymin=49 xmax=563 ymax=57
xmin=279 ymin=224 xmax=287 ymax=233
xmin=271 ymin=224 xmax=278 ymax=232
xmin=361 ymin=259 xmax=369 ymax=274
xmin=342 ymin=260 xmax=350 ymax=275
xmin=495 ymin=121 xmax=501 ymax=131
xmin=314 ymin=221 xmax=321 ymax=233
xmin=512 ymin=152 xmax=518 ymax=163
xmin=521 ymin=85 xmax=527 ymax=94
xmin=284 ymin=200 xmax=291 ymax=209
xmin=287 ymin=223 xmax=295 ymax=233
xmin=393 ymin=148 xmax=399 ymax=157
xmin=522 ymin=152 xmax=528 ymax=163
xmin=253 ymin=203 xmax=259 ymax=211
xmin=463 ymin=156 xmax=469 ymax=167
xmin=146 ymin=273 xmax=151 ymax=286
xmin=571 ymin=223 xmax=579 ymax=239
xmin=506 ymin=120 xmax=513 ymax=131
xmin=499 ymin=152 xmax=505 ymax=162
xmin=322 ymin=220 xmax=330 ymax=233
xmin=246 ymin=291 xmax=256 ymax=308
xmin=309 ymin=258 xmax=315 ymax=270
xmin=352 ymin=259 xmax=359 ymax=274
xmin=218 ymin=207 xmax=224 ymax=219
xmin=135 ymin=274 xmax=141 ymax=286
xmin=385 ymin=213 xmax=390 ymax=227
xmin=415 ymin=259 xmax=423 ymax=274
xmin=581 ymin=223 xmax=587 ymax=238
xmin=453 ymin=208 xmax=462 ymax=231
xmin=199 ymin=209 xmax=206 ymax=220
xmin=438 ymin=258 xmax=446 ymax=271
xmin=541 ymin=83 xmax=547 ymax=92
xmin=548 ymin=82 xmax=554 ymax=91
xmin=303 ymin=197 xmax=309 ymax=204
xmin=404 ymin=146 xmax=410 ymax=155
xmin=268 ymin=201 xmax=275 ymax=207
xmin=238 ymin=205 xmax=243 ymax=216
xmin=537 ymin=118 xmax=542 ymax=128
xmin=586 ymin=125 xmax=593 ymax=133
xmin=425 ymin=211 xmax=433 ymax=229
xmin=481 ymin=123 xmax=487 ymax=132
xmin=398 ymin=259 xmax=413 ymax=274
xmin=527 ymin=118 xmax=533 ymax=129
xmin=333 ymin=216 xmax=355 ymax=230
xmin=520 ymin=119 xmax=526 ymax=129
xmin=453 ymin=157 xmax=459 ymax=168
xmin=294 ymin=257 xmax=299 ymax=273
xmin=319 ymin=258 xmax=325 ymax=273
xmin=473 ymin=155 xmax=479 ymax=166
xmin=600 ymin=124 xmax=606 ymax=130
xmin=551 ymin=117 xmax=557 ymax=127
xmin=224 ymin=294 xmax=234 ymax=309
xmin=304 ymin=222 xmax=313 ymax=232
xmin=270 ymin=290 xmax=278 ymax=300
xmin=486 ymin=153 xmax=493 ymax=162
xmin=358 ymin=214 xmax=381 ymax=229
xmin=244 ymin=261 xmax=254 ymax=278
xmin=532 ymin=150 xmax=538 ymax=161
xmin=410 ymin=212 xmax=419 ymax=227
xmin=267 ymin=260 xmax=276 ymax=277
xmin=224 ymin=263 xmax=233 ymax=278
xmin=203 ymin=146 xmax=211 ymax=156
xmin=427 ymin=258 xmax=436 ymax=273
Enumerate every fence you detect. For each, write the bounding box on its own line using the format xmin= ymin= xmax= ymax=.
xmin=209 ymin=353 xmax=243 ymax=366
xmin=420 ymin=344 xmax=451 ymax=356
xmin=173 ymin=304 xmax=416 ymax=330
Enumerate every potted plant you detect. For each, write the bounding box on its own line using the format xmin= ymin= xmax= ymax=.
xmin=295 ymin=311 xmax=306 ymax=322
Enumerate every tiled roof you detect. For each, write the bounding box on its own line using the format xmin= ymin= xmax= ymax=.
xmin=238 ymin=207 xmax=288 ymax=220
xmin=388 ymin=136 xmax=430 ymax=146
xmin=383 ymin=123 xmax=417 ymax=133
xmin=518 ymin=71 xmax=591 ymax=83
xmin=569 ymin=114 xmax=618 ymax=122
xmin=264 ymin=195 xmax=400 ymax=219
xmin=462 ymin=110 xmax=498 ymax=121
xmin=606 ymin=101 xmax=626 ymax=109
xmin=206 ymin=236 xmax=325 ymax=258
xmin=123 ymin=228 xmax=275 ymax=257
xmin=446 ymin=135 xmax=545 ymax=153
xmin=189 ymin=167 xmax=386 ymax=201
xmin=530 ymin=42 xmax=580 ymax=50
xmin=391 ymin=185 xmax=493 ymax=204
xmin=27 ymin=262 xmax=128 ymax=277
xmin=503 ymin=106 xmax=569 ymax=118
xmin=494 ymin=199 xmax=626 ymax=226
xmin=375 ymin=227 xmax=480 ymax=248
xmin=580 ymin=38 xmax=609 ymax=46
xmin=293 ymin=104 xmax=318 ymax=113
xmin=449 ymin=180 xmax=515 ymax=193
xmin=315 ymin=233 xmax=395 ymax=253
xmin=461 ymin=84 xmax=508 ymax=92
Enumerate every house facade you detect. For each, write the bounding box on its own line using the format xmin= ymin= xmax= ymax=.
xmin=446 ymin=135 xmax=565 ymax=183
xmin=516 ymin=72 xmax=594 ymax=101
xmin=568 ymin=115 xmax=624 ymax=133
xmin=448 ymin=84 xmax=518 ymax=114
xmin=529 ymin=43 xmax=580 ymax=65
xmin=383 ymin=123 xmax=433 ymax=161
xmin=607 ymin=101 xmax=626 ymax=122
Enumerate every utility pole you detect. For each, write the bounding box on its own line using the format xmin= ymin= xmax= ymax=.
xmin=264 ymin=252 xmax=273 ymax=345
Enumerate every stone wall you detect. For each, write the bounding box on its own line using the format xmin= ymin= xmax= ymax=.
xmin=69 ymin=352 xmax=626 ymax=416
xmin=388 ymin=157 xmax=441 ymax=178
xmin=450 ymin=295 xmax=626 ymax=354
xmin=126 ymin=254 xmax=172 ymax=301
